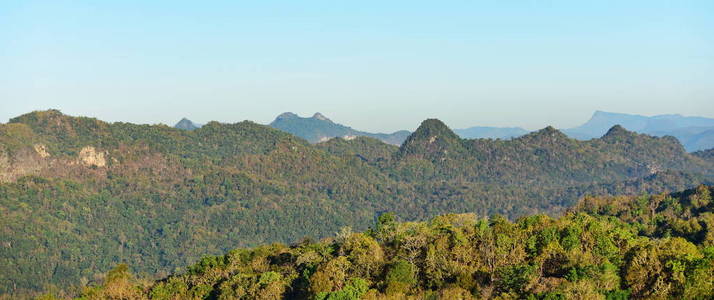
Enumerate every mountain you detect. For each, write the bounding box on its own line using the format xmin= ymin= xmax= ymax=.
xmin=2 ymin=110 xmax=714 ymax=298
xmin=654 ymin=126 xmax=714 ymax=152
xmin=397 ymin=118 xmax=465 ymax=161
xmin=564 ymin=111 xmax=714 ymax=151
xmin=454 ymin=126 xmax=528 ymax=139
xmin=173 ymin=118 xmax=202 ymax=130
xmin=70 ymin=186 xmax=714 ymax=300
xmin=269 ymin=112 xmax=410 ymax=145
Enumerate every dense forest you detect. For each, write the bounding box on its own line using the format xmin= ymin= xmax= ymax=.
xmin=2 ymin=110 xmax=714 ymax=297
xmin=40 ymin=185 xmax=714 ymax=299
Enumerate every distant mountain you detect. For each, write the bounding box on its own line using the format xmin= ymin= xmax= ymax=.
xmin=564 ymin=111 xmax=714 ymax=151
xmin=269 ymin=112 xmax=410 ymax=145
xmin=454 ymin=126 xmax=528 ymax=139
xmin=652 ymin=127 xmax=714 ymax=152
xmin=174 ymin=118 xmax=202 ymax=130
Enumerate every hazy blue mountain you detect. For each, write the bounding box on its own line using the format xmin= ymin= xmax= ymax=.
xmin=454 ymin=126 xmax=528 ymax=139
xmin=174 ymin=118 xmax=202 ymax=130
xmin=269 ymin=112 xmax=410 ymax=145
xmin=564 ymin=111 xmax=714 ymax=151
xmin=650 ymin=127 xmax=714 ymax=152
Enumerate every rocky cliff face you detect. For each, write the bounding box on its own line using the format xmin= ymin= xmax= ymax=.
xmin=0 ymin=144 xmax=112 ymax=182
xmin=78 ymin=146 xmax=107 ymax=167
xmin=0 ymin=146 xmax=47 ymax=182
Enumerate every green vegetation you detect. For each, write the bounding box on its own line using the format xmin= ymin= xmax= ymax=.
xmin=2 ymin=110 xmax=714 ymax=297
xmin=60 ymin=186 xmax=714 ymax=299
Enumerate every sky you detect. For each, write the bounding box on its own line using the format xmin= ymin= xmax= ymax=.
xmin=1 ymin=1 xmax=713 ymax=132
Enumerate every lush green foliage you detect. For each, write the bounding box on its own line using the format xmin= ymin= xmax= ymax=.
xmin=2 ymin=110 xmax=714 ymax=298
xmin=65 ymin=186 xmax=714 ymax=299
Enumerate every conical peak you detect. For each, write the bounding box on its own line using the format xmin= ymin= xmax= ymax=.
xmin=517 ymin=125 xmax=568 ymax=143
xmin=176 ymin=117 xmax=193 ymax=124
xmin=401 ymin=118 xmax=460 ymax=147
xmin=603 ymin=125 xmax=632 ymax=138
xmin=398 ymin=118 xmax=463 ymax=159
xmin=533 ymin=125 xmax=565 ymax=137
xmin=600 ymin=125 xmax=643 ymax=142
xmin=174 ymin=118 xmax=202 ymax=130
xmin=413 ymin=119 xmax=457 ymax=138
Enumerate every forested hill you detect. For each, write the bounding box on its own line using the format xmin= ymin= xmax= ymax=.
xmin=1 ymin=110 xmax=714 ymax=297
xmin=393 ymin=120 xmax=710 ymax=185
xmin=65 ymin=186 xmax=714 ymax=299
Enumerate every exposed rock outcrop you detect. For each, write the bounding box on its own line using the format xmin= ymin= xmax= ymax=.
xmin=79 ymin=146 xmax=107 ymax=167
xmin=33 ymin=144 xmax=50 ymax=158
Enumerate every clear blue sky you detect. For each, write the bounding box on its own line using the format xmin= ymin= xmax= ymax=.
xmin=1 ymin=1 xmax=713 ymax=132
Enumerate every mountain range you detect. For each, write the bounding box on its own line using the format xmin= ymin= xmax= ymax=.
xmin=268 ymin=112 xmax=411 ymax=145
xmin=563 ymin=111 xmax=714 ymax=151
xmin=174 ymin=113 xmax=530 ymax=145
xmin=176 ymin=110 xmax=714 ymax=151
xmin=5 ymin=110 xmax=714 ymax=297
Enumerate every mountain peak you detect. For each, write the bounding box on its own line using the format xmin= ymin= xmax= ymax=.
xmin=398 ymin=119 xmax=462 ymax=159
xmin=518 ymin=125 xmax=569 ymax=143
xmin=312 ymin=112 xmax=331 ymax=122
xmin=413 ymin=119 xmax=457 ymax=136
xmin=174 ymin=118 xmax=201 ymax=130
xmin=602 ymin=124 xmax=634 ymax=138
xmin=535 ymin=125 xmax=565 ymax=136
xmin=275 ymin=112 xmax=299 ymax=120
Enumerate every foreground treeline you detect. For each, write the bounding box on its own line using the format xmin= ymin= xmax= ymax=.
xmin=46 ymin=186 xmax=713 ymax=299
